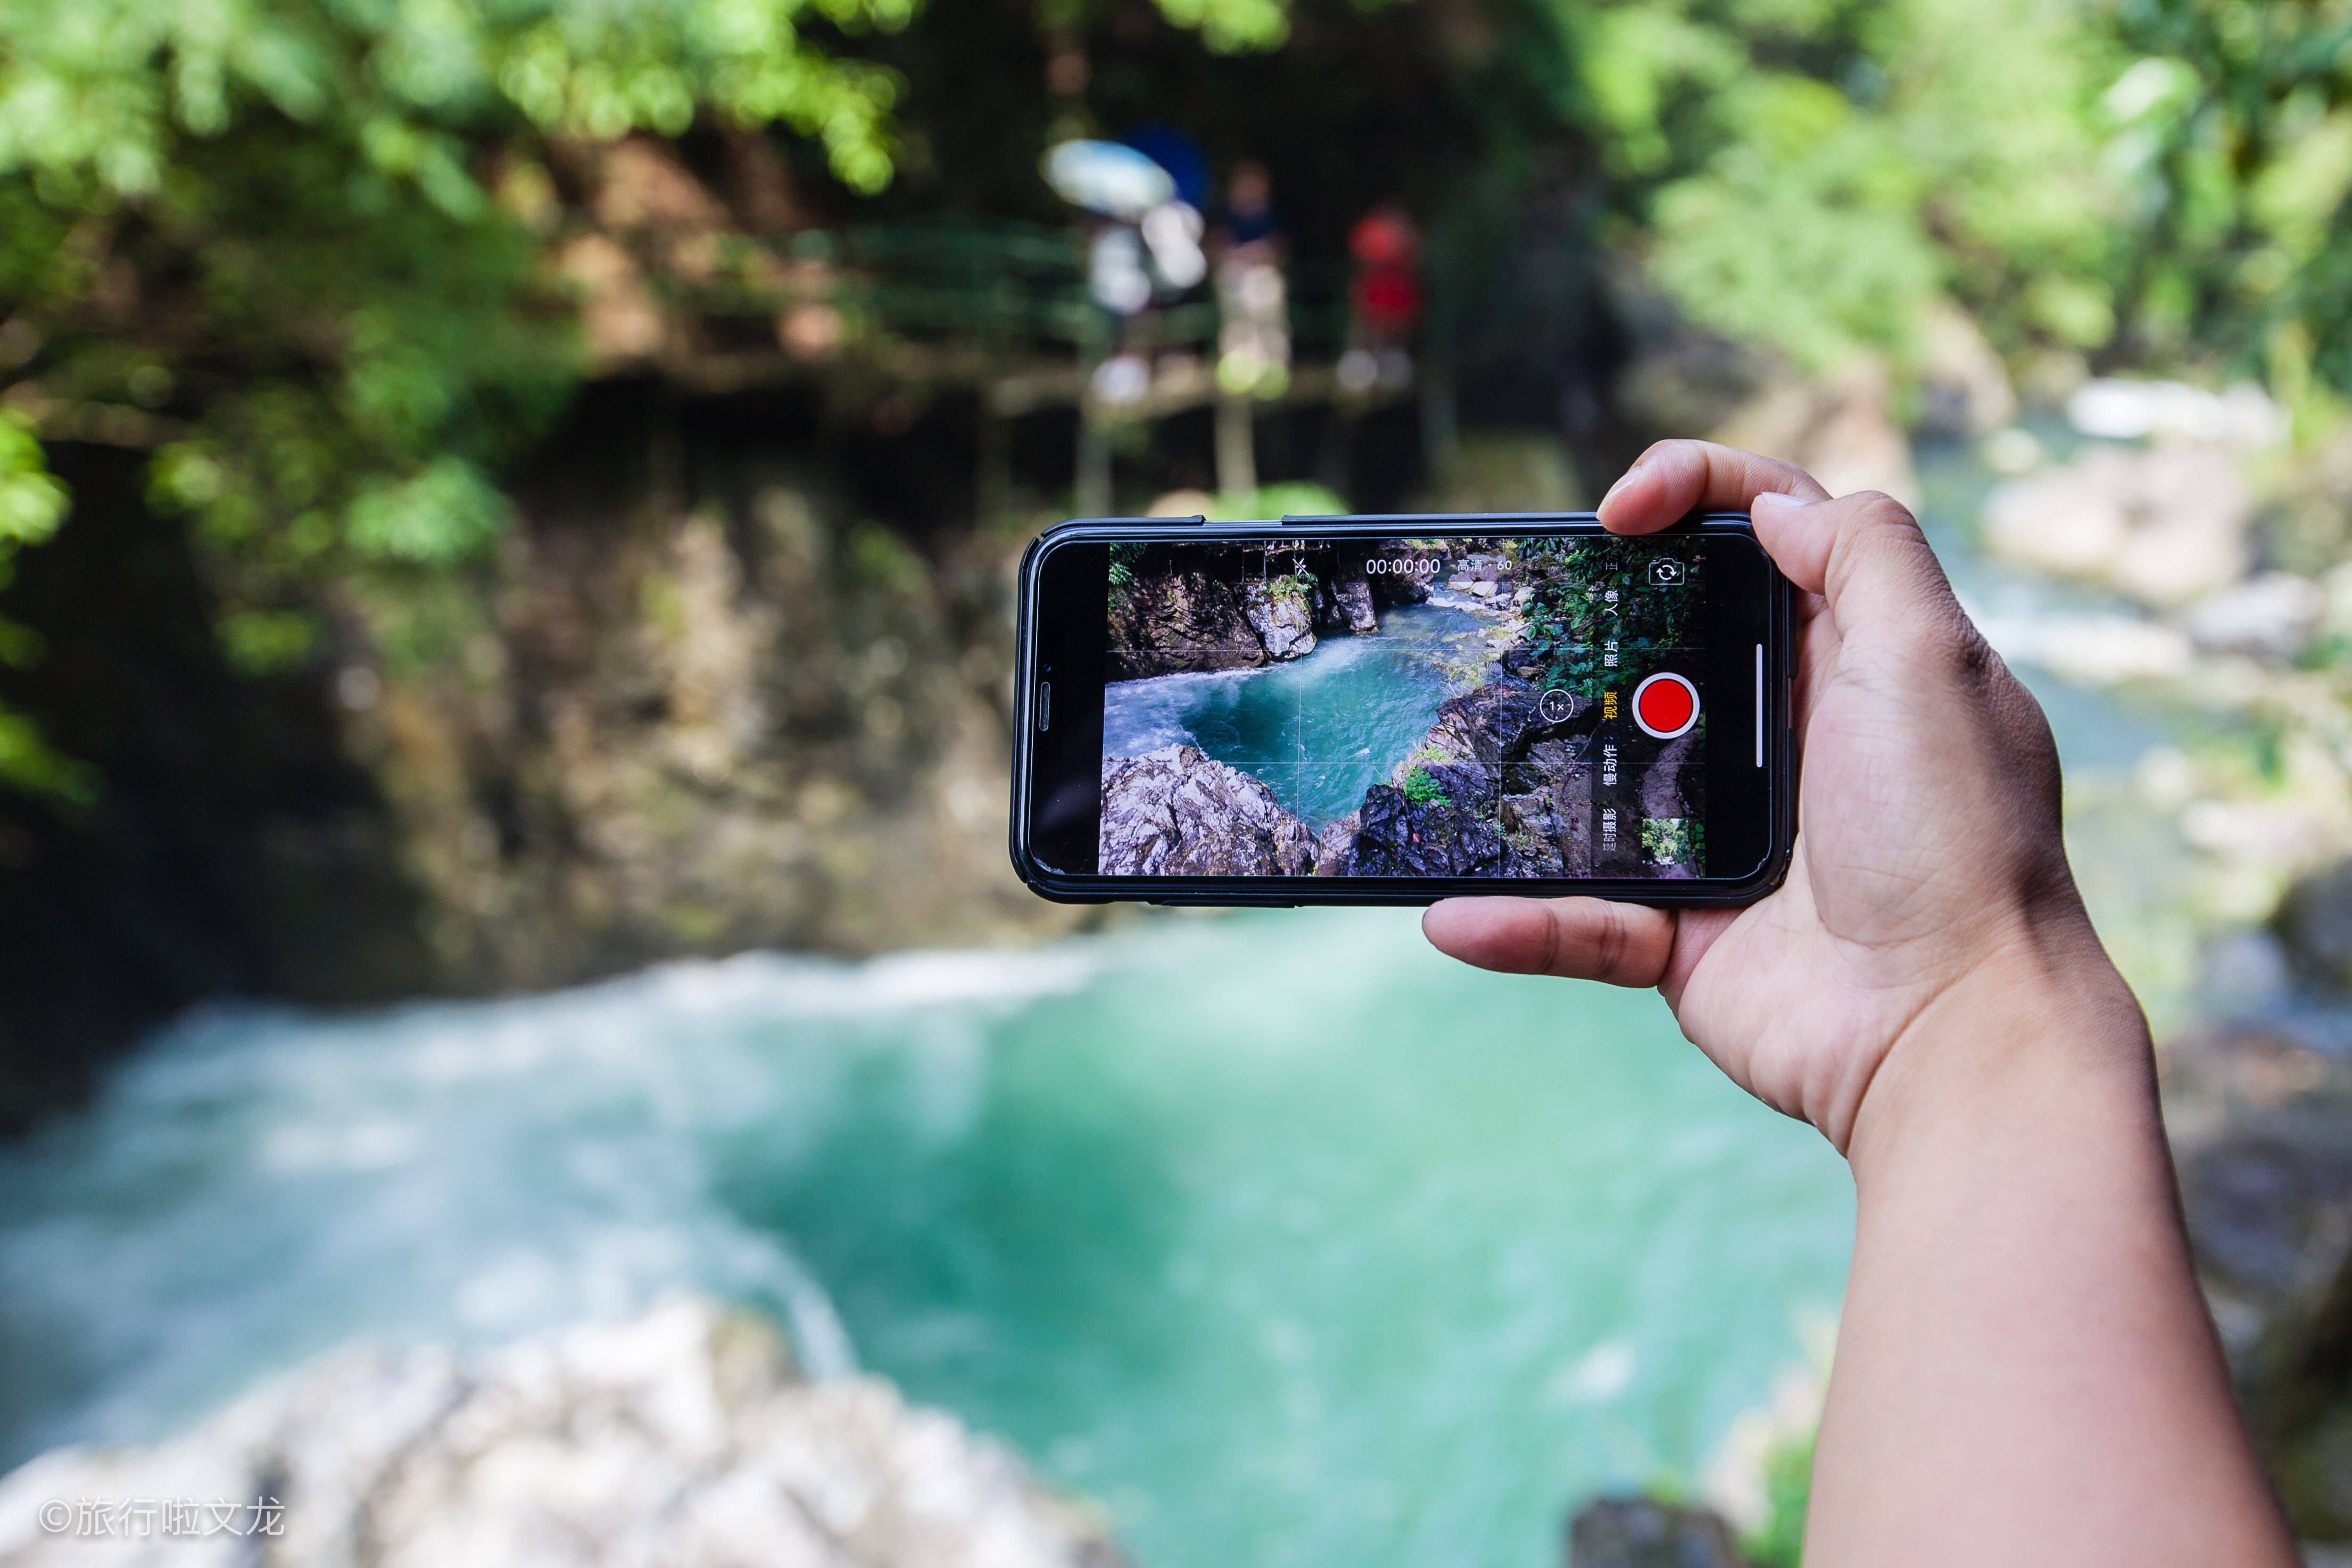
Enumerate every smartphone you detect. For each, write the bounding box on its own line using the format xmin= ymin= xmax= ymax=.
xmin=1009 ymin=512 xmax=1794 ymax=907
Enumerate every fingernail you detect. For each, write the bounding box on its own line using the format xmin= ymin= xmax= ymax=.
xmin=1750 ymin=491 xmax=1804 ymax=518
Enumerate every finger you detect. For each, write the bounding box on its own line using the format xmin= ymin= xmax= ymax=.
xmin=1749 ymin=490 xmax=1964 ymax=649
xmin=1597 ymin=440 xmax=1831 ymax=536
xmin=1421 ymin=896 xmax=1676 ymax=988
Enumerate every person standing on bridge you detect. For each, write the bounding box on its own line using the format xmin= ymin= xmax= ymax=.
xmin=1210 ymin=161 xmax=1290 ymax=402
xmin=1339 ymin=202 xmax=1422 ymax=396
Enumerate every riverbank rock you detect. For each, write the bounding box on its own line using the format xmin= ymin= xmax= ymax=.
xmin=1312 ymin=812 xmax=1360 ymax=876
xmin=1916 ymin=305 xmax=2017 ymax=438
xmin=1099 ymin=746 xmax=1314 ymax=876
xmin=1981 ymin=443 xmax=2251 ymax=608
xmin=1415 ymin=678 xmax=1554 ymax=769
xmin=1313 ymin=678 xmax=1595 ymax=876
xmin=0 ymin=1298 xmax=1127 ymax=1568
xmin=1108 ymin=569 xmax=1264 ymax=676
xmin=1330 ymin=576 xmax=1378 ymax=633
xmin=1242 ymin=580 xmax=1317 ymax=660
xmin=1566 ymin=1497 xmax=1745 ymax=1568
xmin=2173 ymin=1061 xmax=2352 ymax=1539
xmin=1346 ymin=776 xmax=1515 ymax=877
xmin=1710 ymin=360 xmax=1919 ymax=511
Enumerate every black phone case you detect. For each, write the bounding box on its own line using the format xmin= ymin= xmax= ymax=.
xmin=1009 ymin=511 xmax=1795 ymax=908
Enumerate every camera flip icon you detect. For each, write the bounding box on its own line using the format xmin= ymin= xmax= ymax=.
xmin=1649 ymin=559 xmax=1683 ymax=586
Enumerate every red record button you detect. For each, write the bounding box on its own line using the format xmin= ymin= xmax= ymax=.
xmin=1630 ymin=671 xmax=1699 ymax=740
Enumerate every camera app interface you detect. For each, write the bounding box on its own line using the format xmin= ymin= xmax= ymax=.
xmin=1099 ymin=535 xmax=1713 ymax=878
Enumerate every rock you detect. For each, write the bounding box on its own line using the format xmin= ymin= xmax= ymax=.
xmin=1565 ymin=1496 xmax=1745 ymax=1568
xmin=0 ymin=1298 xmax=1127 ymax=1568
xmin=1521 ymin=740 xmax=1595 ymax=877
xmin=1098 ymin=746 xmax=1315 ymax=875
xmin=2184 ymin=573 xmax=2326 ymax=662
xmin=1971 ymin=611 xmax=2193 ymax=687
xmin=1345 ymin=777 xmax=1516 ymax=877
xmin=1498 ymin=792 xmax=1563 ymax=876
xmin=1710 ymin=360 xmax=1919 ymax=511
xmin=2067 ymin=379 xmax=2285 ymax=447
xmin=1312 ymin=812 xmax=1360 ymax=875
xmin=1464 ymin=579 xmax=1499 ymax=599
xmin=2277 ymin=861 xmax=2352 ymax=997
xmin=2174 ymin=1083 xmax=2352 ymax=1537
xmin=1323 ymin=681 xmax=1594 ymax=877
xmin=1355 ymin=544 xmax=1435 ymax=609
xmin=1412 ymin=679 xmax=1561 ymax=773
xmin=2276 ymin=871 xmax=2352 ymax=1011
xmin=1109 ymin=569 xmax=1264 ymax=675
xmin=1241 ymin=580 xmax=1317 ymax=660
xmin=1916 ymin=305 xmax=2017 ymax=438
xmin=1982 ymin=443 xmax=2251 ymax=608
xmin=1330 ymin=576 xmax=1377 ymax=634
xmin=1500 ymin=793 xmax=1547 ymax=834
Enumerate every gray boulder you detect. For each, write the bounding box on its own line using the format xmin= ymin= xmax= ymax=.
xmin=1345 ymin=777 xmax=1518 ymax=877
xmin=1567 ymin=1496 xmax=1747 ymax=1568
xmin=1242 ymin=580 xmax=1317 ymax=660
xmin=0 ymin=1299 xmax=1129 ymax=1568
xmin=1099 ymin=746 xmax=1315 ymax=875
xmin=2275 ymin=860 xmax=2352 ymax=995
xmin=1107 ymin=569 xmax=1262 ymax=676
xmin=1330 ymin=576 xmax=1378 ymax=634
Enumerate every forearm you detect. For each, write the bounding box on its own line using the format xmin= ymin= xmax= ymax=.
xmin=1807 ymin=957 xmax=2297 ymax=1566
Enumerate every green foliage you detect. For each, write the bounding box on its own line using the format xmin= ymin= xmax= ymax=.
xmin=0 ymin=411 xmax=64 ymax=553
xmin=1563 ymin=0 xmax=2121 ymax=371
xmin=1107 ymin=539 xmax=1146 ymax=610
xmin=0 ymin=0 xmax=930 ymax=723
xmin=0 ymin=409 xmax=80 ymax=795
xmin=1742 ymin=1427 xmax=1816 ymax=1568
xmin=846 ymin=519 xmax=928 ymax=594
xmin=1204 ymin=481 xmax=1349 ymax=520
xmin=2097 ymin=0 xmax=2352 ymax=419
xmin=1402 ymin=766 xmax=1448 ymax=805
xmin=1518 ymin=537 xmax=1697 ymax=699
xmin=1642 ymin=814 xmax=1702 ymax=866
xmin=218 ymin=607 xmax=320 ymax=677
xmin=346 ymin=457 xmax=514 ymax=568
xmin=1150 ymin=0 xmax=1295 ymax=53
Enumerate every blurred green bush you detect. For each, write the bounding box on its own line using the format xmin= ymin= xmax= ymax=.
xmin=2 ymin=0 xmax=2350 ymax=799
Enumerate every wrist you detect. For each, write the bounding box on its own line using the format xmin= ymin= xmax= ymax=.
xmin=1843 ymin=928 xmax=2159 ymax=1193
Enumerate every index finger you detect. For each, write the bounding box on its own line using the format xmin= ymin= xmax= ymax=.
xmin=1596 ymin=439 xmax=1831 ymax=536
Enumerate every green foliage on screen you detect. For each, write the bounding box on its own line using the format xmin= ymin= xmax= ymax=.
xmin=1402 ymin=766 xmax=1448 ymax=806
xmin=1519 ymin=537 xmax=1697 ymax=700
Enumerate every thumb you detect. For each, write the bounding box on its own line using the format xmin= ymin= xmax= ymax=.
xmin=1750 ymin=488 xmax=1964 ymax=642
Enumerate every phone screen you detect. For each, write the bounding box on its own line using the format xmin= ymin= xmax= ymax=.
xmin=1075 ymin=530 xmax=1755 ymax=882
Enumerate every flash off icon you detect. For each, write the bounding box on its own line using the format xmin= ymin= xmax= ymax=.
xmin=1650 ymin=558 xmax=1683 ymax=585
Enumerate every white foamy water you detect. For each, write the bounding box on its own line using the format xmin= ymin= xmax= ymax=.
xmin=1103 ymin=665 xmax=1265 ymax=757
xmin=0 ymin=948 xmax=1096 ymax=1462
xmin=0 ymin=912 xmax=1853 ymax=1568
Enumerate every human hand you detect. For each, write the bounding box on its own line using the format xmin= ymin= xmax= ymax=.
xmin=1422 ymin=441 xmax=2134 ymax=1155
